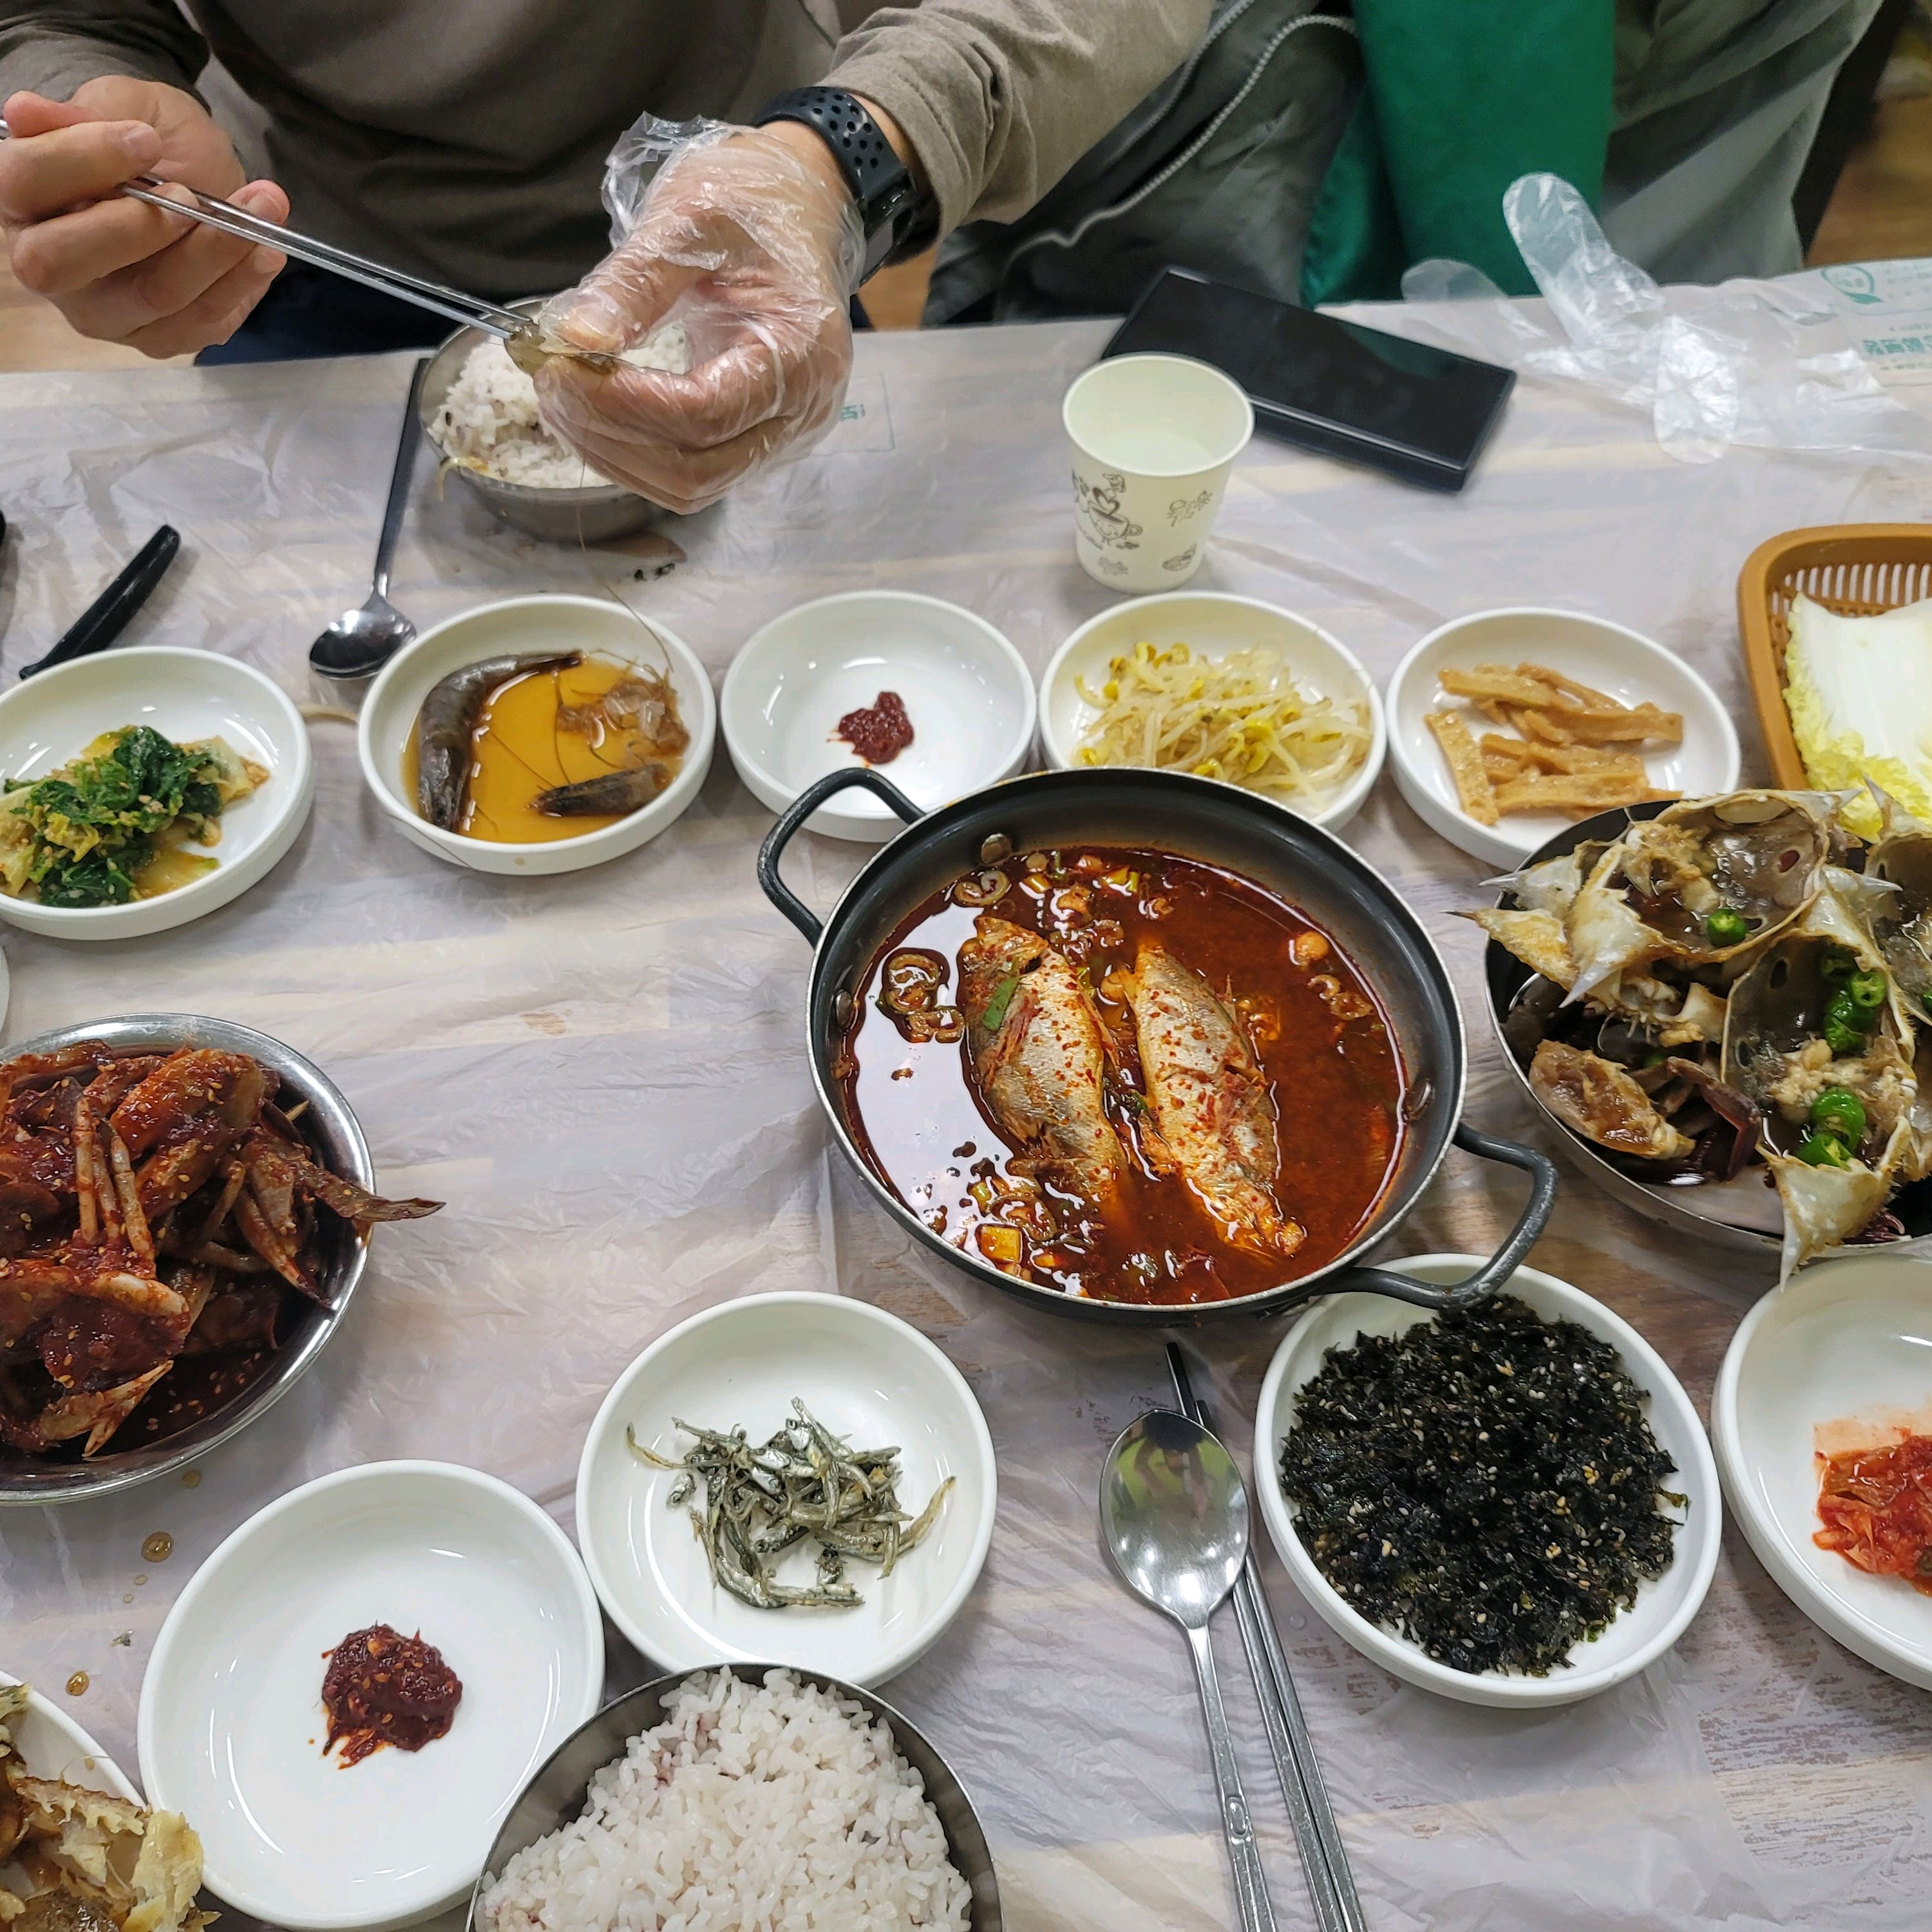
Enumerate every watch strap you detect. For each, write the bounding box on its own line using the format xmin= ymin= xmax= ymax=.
xmin=753 ymin=86 xmax=929 ymax=281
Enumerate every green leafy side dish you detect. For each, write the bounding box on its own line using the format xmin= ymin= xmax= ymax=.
xmin=0 ymin=725 xmax=267 ymax=909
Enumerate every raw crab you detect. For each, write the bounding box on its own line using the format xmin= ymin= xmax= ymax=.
xmin=0 ymin=1043 xmax=440 ymax=1459
xmin=1562 ymin=790 xmax=1847 ymax=999
xmin=0 ymin=1683 xmax=209 ymax=1931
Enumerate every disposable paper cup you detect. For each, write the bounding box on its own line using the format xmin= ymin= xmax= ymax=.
xmin=1062 ymin=354 xmax=1253 ymax=593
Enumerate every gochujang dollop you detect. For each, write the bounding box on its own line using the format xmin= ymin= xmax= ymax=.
xmin=321 ymin=1624 xmax=464 ymax=1766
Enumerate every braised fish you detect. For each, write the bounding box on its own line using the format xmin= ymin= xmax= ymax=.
xmin=1128 ymin=942 xmax=1303 ymax=1258
xmin=958 ymin=916 xmax=1124 ymax=1201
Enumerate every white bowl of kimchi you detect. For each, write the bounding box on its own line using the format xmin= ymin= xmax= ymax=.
xmin=1039 ymin=592 xmax=1384 ymax=832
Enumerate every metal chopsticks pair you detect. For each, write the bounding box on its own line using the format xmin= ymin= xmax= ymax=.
xmin=0 ymin=113 xmax=527 ymax=342
xmin=1168 ymin=1343 xmax=1368 ymax=1932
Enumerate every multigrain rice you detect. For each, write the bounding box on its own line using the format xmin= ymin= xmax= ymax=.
xmin=432 ymin=325 xmax=689 ymax=490
xmin=475 ymin=1669 xmax=973 ymax=1931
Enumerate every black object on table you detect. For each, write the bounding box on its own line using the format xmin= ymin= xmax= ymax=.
xmin=19 ymin=524 xmax=181 ymax=679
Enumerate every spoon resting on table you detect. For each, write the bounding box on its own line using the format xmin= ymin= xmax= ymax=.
xmin=1101 ymin=1408 xmax=1278 ymax=1932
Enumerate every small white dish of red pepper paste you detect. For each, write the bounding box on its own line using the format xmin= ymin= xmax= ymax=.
xmin=721 ymin=590 xmax=1037 ymax=843
xmin=137 ymin=1459 xmax=602 ymax=1931
xmin=1716 ymin=1249 xmax=1932 ymax=1690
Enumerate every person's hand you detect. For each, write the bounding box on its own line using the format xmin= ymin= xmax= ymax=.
xmin=1 ymin=81 xmax=287 ymax=357
xmin=536 ymin=122 xmax=866 ymax=515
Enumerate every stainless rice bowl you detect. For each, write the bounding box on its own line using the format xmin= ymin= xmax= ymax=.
xmin=471 ymin=1665 xmax=1000 ymax=1931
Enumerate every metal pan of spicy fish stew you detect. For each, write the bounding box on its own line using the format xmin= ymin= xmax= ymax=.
xmin=759 ymin=767 xmax=1557 ymax=1324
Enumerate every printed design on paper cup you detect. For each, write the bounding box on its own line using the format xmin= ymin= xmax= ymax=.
xmin=1162 ymin=546 xmax=1198 ymax=573
xmin=1073 ymin=470 xmax=1142 ymax=551
xmin=1096 ymin=554 xmax=1129 ymax=577
xmin=1167 ymin=489 xmax=1212 ymax=526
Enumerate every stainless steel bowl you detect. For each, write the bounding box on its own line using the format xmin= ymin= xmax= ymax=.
xmin=1482 ymin=802 xmax=1932 ymax=1258
xmin=420 ymin=296 xmax=662 ymax=545
xmin=469 ymin=1665 xmax=1002 ymax=1930
xmin=0 ymin=1014 xmax=377 ymax=1506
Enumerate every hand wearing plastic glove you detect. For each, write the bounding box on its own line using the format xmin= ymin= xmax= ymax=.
xmin=536 ymin=117 xmax=869 ymax=516
xmin=0 ymin=82 xmax=287 ymax=358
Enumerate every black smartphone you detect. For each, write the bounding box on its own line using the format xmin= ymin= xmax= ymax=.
xmin=1103 ymin=268 xmax=1515 ymax=493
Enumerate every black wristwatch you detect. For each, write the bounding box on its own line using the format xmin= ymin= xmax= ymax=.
xmin=753 ymin=86 xmax=934 ymax=284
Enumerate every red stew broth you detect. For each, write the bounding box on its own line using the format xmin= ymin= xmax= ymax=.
xmin=835 ymin=846 xmax=1405 ymax=1305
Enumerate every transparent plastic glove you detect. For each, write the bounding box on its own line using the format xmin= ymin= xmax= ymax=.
xmin=1397 ymin=173 xmax=1932 ymax=466
xmin=535 ymin=114 xmax=866 ymax=515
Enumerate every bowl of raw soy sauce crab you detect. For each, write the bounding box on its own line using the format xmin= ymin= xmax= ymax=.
xmin=757 ymin=763 xmax=1558 ymax=1326
xmin=358 ymin=594 xmax=717 ymax=876
xmin=0 ymin=1014 xmax=441 ymax=1505
xmin=1480 ymin=790 xmax=1932 ymax=1269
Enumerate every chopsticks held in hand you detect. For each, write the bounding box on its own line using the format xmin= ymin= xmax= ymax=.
xmin=1167 ymin=1343 xmax=1368 ymax=1932
xmin=0 ymin=114 xmax=528 ymax=343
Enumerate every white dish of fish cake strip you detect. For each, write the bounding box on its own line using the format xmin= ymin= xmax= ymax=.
xmin=1038 ymin=592 xmax=1385 ymax=833
xmin=1714 ymin=1251 xmax=1932 ymax=1690
xmin=1254 ymin=1253 xmax=1721 ymax=1709
xmin=0 ymin=647 xmax=313 ymax=939
xmin=0 ymin=1669 xmax=140 ymax=1803
xmin=576 ymin=1291 xmax=999 ymax=1686
xmin=1386 ymin=607 xmax=1739 ymax=869
xmin=357 ymin=594 xmax=715 ymax=876
xmin=721 ymin=590 xmax=1037 ymax=843
xmin=138 ymin=1459 xmax=603 ymax=1932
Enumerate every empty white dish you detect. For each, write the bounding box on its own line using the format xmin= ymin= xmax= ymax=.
xmin=1253 ymin=1253 xmax=1721 ymax=1709
xmin=0 ymin=1669 xmax=138 ymax=1801
xmin=720 ymin=591 xmax=1036 ymax=842
xmin=576 ymin=1291 xmax=998 ymax=1685
xmin=138 ymin=1460 xmax=603 ymax=1932
xmin=357 ymin=595 xmax=715 ymax=876
xmin=1713 ymin=1251 xmax=1932 ymax=1690
xmin=1038 ymin=592 xmax=1385 ymax=831
xmin=1386 ymin=607 xmax=1739 ymax=868
xmin=0 ymin=646 xmax=313 ymax=939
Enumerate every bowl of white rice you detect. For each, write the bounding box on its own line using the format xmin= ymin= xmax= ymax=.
xmin=421 ymin=297 xmax=690 ymax=544
xmin=469 ymin=1665 xmax=999 ymax=1931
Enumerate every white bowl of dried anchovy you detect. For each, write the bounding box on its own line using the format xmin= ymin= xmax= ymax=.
xmin=1254 ymin=1254 xmax=1721 ymax=1709
xmin=575 ymin=1291 xmax=998 ymax=1686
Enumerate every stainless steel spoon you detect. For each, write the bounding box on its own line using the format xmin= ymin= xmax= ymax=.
xmin=309 ymin=356 xmax=428 ymax=684
xmin=1101 ymin=1410 xmax=1277 ymax=1932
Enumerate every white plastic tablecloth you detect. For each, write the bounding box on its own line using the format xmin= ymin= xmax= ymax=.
xmin=2 ymin=300 xmax=1931 ymax=1932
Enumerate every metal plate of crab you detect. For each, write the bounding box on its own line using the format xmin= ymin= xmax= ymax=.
xmin=0 ymin=1014 xmax=390 ymax=1505
xmin=1482 ymin=796 xmax=1932 ymax=1272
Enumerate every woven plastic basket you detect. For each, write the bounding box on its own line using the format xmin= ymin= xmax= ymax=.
xmin=1739 ymin=523 xmax=1932 ymax=786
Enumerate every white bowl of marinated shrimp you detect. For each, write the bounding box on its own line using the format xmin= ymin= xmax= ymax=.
xmin=358 ymin=595 xmax=716 ymax=876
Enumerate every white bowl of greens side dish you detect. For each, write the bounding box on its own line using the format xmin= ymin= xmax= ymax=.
xmin=576 ymin=1292 xmax=998 ymax=1687
xmin=1038 ymin=592 xmax=1385 ymax=832
xmin=1253 ymin=1254 xmax=1721 ymax=1709
xmin=0 ymin=647 xmax=312 ymax=940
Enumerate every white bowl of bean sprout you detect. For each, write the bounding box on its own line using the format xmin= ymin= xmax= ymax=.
xmin=1038 ymin=592 xmax=1385 ymax=832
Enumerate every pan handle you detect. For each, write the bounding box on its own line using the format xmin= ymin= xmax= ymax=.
xmin=1322 ymin=1123 xmax=1558 ymax=1311
xmin=756 ymin=767 xmax=924 ymax=944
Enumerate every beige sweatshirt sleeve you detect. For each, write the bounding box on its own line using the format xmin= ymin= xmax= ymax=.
xmin=829 ymin=0 xmax=1214 ymax=236
xmin=0 ymin=2 xmax=206 ymax=106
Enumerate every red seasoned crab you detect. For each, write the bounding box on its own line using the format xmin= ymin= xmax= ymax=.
xmin=0 ymin=1042 xmax=440 ymax=1458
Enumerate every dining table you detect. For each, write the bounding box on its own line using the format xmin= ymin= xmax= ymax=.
xmin=2 ymin=278 xmax=1931 ymax=1932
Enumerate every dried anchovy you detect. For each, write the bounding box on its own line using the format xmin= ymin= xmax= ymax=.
xmin=628 ymin=1399 xmax=954 ymax=1612
xmin=1278 ymin=1296 xmax=1684 ymax=1676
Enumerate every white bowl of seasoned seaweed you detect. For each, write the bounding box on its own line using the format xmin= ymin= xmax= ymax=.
xmin=1254 ymin=1254 xmax=1721 ymax=1708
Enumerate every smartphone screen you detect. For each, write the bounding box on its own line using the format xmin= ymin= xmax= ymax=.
xmin=1103 ymin=269 xmax=1515 ymax=491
